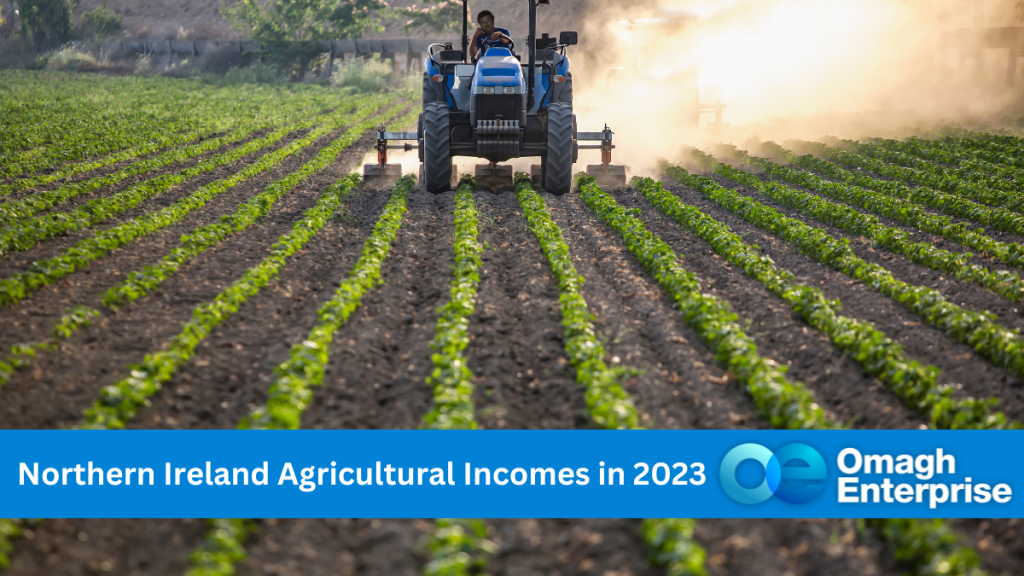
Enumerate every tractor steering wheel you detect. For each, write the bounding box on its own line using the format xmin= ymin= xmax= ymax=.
xmin=483 ymin=37 xmax=515 ymax=52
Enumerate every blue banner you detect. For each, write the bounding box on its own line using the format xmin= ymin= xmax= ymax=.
xmin=0 ymin=430 xmax=1018 ymax=518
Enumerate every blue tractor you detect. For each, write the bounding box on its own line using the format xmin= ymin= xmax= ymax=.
xmin=364 ymin=0 xmax=623 ymax=194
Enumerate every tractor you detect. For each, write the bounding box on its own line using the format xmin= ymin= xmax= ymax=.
xmin=364 ymin=0 xmax=624 ymax=194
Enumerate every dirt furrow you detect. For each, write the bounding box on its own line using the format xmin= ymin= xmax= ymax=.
xmin=469 ymin=190 xmax=587 ymax=430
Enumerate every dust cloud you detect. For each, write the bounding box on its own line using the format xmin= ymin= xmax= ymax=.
xmin=570 ymin=0 xmax=1024 ymax=176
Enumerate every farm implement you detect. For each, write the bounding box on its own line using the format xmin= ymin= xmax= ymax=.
xmin=364 ymin=0 xmax=626 ymax=192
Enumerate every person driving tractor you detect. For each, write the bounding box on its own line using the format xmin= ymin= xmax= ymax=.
xmin=470 ymin=10 xmax=514 ymax=58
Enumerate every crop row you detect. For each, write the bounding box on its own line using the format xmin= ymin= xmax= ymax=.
xmin=712 ymin=156 xmax=1024 ymax=304
xmin=0 ymin=126 xmax=222 ymax=198
xmin=668 ymin=156 xmax=1024 ymax=399
xmin=0 ymin=96 xmax=379 ymax=256
xmin=0 ymin=100 xmax=333 ymax=226
xmin=101 ymin=105 xmax=410 ymax=309
xmin=2 ymin=73 xmax=340 ymax=179
xmin=740 ymin=146 xmax=1024 ymax=271
xmin=80 ymin=172 xmax=368 ymax=429
xmin=712 ymin=154 xmax=1024 ymax=303
xmin=0 ymin=103 xmax=403 ymax=388
xmin=514 ymin=175 xmax=640 ymax=429
xmin=238 ymin=175 xmax=412 ymax=431
xmin=0 ymin=306 xmax=98 ymax=388
xmin=0 ymin=99 xmax=393 ymax=309
xmin=843 ymin=138 xmax=1020 ymax=194
xmin=633 ymin=175 xmax=1005 ymax=428
xmin=517 ymin=175 xmax=701 ymax=572
xmin=804 ymin=141 xmax=1024 ymax=213
xmin=760 ymin=141 xmax=1024 ymax=239
xmin=587 ymin=174 xmax=989 ymax=575
xmin=188 ymin=177 xmax=412 ymax=576
xmin=421 ymin=178 xmax=484 ymax=430
xmin=867 ymin=136 xmax=1024 ymax=186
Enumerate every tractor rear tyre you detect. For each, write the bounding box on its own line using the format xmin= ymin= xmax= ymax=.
xmin=423 ymin=102 xmax=452 ymax=194
xmin=544 ymin=103 xmax=573 ymax=195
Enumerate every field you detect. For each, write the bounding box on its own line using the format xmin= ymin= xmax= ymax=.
xmin=4 ymin=70 xmax=1024 ymax=575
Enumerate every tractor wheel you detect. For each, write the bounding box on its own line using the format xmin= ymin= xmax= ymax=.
xmin=544 ymin=103 xmax=573 ymax=195
xmin=423 ymin=102 xmax=452 ymax=194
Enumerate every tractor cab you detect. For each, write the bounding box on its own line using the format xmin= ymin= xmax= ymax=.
xmin=364 ymin=0 xmax=625 ymax=193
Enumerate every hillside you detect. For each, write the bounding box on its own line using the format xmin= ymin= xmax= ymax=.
xmin=72 ymin=0 xmax=591 ymax=41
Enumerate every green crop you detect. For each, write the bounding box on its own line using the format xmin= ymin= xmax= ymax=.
xmin=0 ymin=519 xmax=21 ymax=568
xmin=760 ymin=141 xmax=1024 ymax=239
xmin=419 ymin=518 xmax=498 ymax=576
xmin=515 ymin=175 xmax=640 ymax=430
xmin=642 ymin=518 xmax=707 ymax=576
xmin=709 ymin=153 xmax=1024 ymax=304
xmin=579 ymin=175 xmax=831 ymax=430
xmin=732 ymin=145 xmax=1024 ymax=272
xmin=634 ymin=175 xmax=1006 ymax=429
xmin=802 ymin=140 xmax=1024 ymax=213
xmin=0 ymin=100 xmax=338 ymax=226
xmin=596 ymin=170 xmax=989 ymax=576
xmin=81 ymin=172 xmax=366 ymax=429
xmin=0 ymin=95 xmax=383 ymax=258
xmin=183 ymin=519 xmax=253 ymax=576
xmin=0 ymin=306 xmax=99 ymax=388
xmin=422 ymin=178 xmax=484 ymax=430
xmin=668 ymin=159 xmax=1024 ymax=402
xmin=239 ymin=176 xmax=411 ymax=430
xmin=0 ymin=100 xmax=393 ymax=309
xmin=102 ymin=105 xmax=412 ymax=309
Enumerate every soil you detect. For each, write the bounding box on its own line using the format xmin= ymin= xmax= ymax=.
xmin=4 ymin=156 xmax=1024 ymax=575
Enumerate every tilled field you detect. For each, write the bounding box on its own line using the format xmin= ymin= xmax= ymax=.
xmin=4 ymin=72 xmax=1024 ymax=575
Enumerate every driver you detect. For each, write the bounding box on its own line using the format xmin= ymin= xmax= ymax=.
xmin=470 ymin=10 xmax=513 ymax=58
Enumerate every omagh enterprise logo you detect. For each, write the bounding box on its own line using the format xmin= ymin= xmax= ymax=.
xmin=720 ymin=443 xmax=827 ymax=504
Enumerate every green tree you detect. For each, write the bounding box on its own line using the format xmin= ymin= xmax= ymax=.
xmin=394 ymin=0 xmax=463 ymax=33
xmin=80 ymin=5 xmax=122 ymax=38
xmin=222 ymin=0 xmax=387 ymax=43
xmin=222 ymin=0 xmax=388 ymax=75
xmin=18 ymin=0 xmax=77 ymax=50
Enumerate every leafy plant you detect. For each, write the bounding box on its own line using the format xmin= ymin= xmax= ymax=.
xmin=184 ymin=519 xmax=252 ymax=576
xmin=633 ymin=175 xmax=1008 ymax=430
xmin=515 ymin=175 xmax=640 ymax=430
xmin=102 ymin=100 xmax=405 ymax=308
xmin=667 ymin=158 xmax=1024 ymax=405
xmin=711 ymin=152 xmax=1024 ymax=304
xmin=239 ymin=174 xmax=411 ymax=430
xmin=18 ymin=0 xmax=76 ymax=50
xmin=422 ymin=178 xmax=484 ymax=430
xmin=419 ymin=519 xmax=498 ymax=576
xmin=0 ymin=101 xmax=382 ymax=307
xmin=80 ymin=6 xmax=123 ymax=37
xmin=394 ymin=0 xmax=463 ymax=33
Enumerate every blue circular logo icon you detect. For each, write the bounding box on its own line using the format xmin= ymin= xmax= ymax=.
xmin=719 ymin=443 xmax=826 ymax=505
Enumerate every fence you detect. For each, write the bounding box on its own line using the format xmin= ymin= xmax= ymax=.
xmin=103 ymin=38 xmax=454 ymax=74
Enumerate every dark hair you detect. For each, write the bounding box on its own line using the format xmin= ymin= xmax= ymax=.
xmin=477 ymin=10 xmax=494 ymax=24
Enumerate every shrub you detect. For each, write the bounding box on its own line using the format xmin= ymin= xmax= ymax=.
xmin=224 ymin=61 xmax=287 ymax=84
xmin=80 ymin=6 xmax=123 ymax=37
xmin=330 ymin=57 xmax=390 ymax=92
xmin=45 ymin=46 xmax=98 ymax=70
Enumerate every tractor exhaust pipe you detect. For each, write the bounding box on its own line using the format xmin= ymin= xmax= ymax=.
xmin=461 ymin=0 xmax=469 ymax=63
xmin=528 ymin=0 xmax=537 ymax=109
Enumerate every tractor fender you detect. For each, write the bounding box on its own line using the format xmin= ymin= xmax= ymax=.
xmin=422 ymin=72 xmax=445 ymax=105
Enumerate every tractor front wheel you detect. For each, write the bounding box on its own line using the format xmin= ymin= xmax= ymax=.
xmin=423 ymin=102 xmax=452 ymax=194
xmin=544 ymin=103 xmax=573 ymax=195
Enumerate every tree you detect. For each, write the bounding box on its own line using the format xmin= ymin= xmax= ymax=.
xmin=394 ymin=0 xmax=463 ymax=33
xmin=18 ymin=0 xmax=76 ymax=50
xmin=80 ymin=5 xmax=122 ymax=38
xmin=222 ymin=0 xmax=388 ymax=43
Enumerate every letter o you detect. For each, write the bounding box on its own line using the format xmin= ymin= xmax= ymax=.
xmin=42 ymin=468 xmax=59 ymax=486
xmin=837 ymin=448 xmax=862 ymax=474
xmin=511 ymin=468 xmax=527 ymax=486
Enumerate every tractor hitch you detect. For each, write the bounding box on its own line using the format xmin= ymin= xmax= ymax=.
xmin=362 ymin=126 xmax=416 ymax=187
xmin=581 ymin=125 xmax=626 ymax=188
